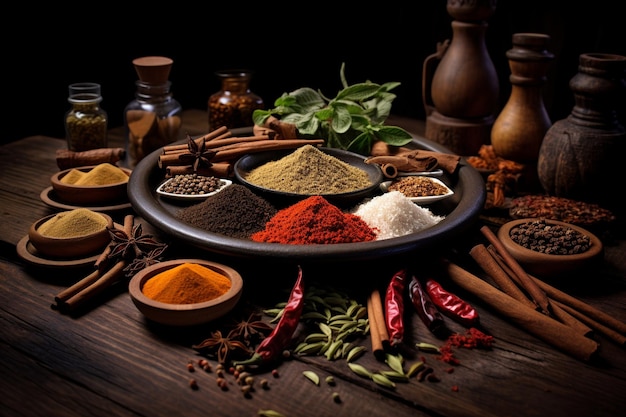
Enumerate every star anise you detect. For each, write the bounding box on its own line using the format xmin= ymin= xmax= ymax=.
xmin=108 ymin=223 xmax=167 ymax=262
xmin=122 ymin=245 xmax=168 ymax=277
xmin=178 ymin=134 xmax=216 ymax=172
xmin=228 ymin=312 xmax=274 ymax=345
xmin=192 ymin=330 xmax=251 ymax=364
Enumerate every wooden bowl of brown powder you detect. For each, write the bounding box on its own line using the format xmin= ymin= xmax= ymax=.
xmin=50 ymin=163 xmax=131 ymax=205
xmin=28 ymin=209 xmax=113 ymax=258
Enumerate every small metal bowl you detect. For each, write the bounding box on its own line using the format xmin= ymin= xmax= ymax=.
xmin=497 ymin=218 xmax=604 ymax=278
xmin=28 ymin=212 xmax=113 ymax=259
xmin=128 ymin=259 xmax=244 ymax=326
xmin=50 ymin=165 xmax=131 ymax=205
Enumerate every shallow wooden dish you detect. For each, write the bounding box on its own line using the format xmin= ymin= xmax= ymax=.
xmin=28 ymin=212 xmax=113 ymax=259
xmin=497 ymin=218 xmax=604 ymax=278
xmin=128 ymin=259 xmax=243 ymax=326
xmin=50 ymin=165 xmax=131 ymax=205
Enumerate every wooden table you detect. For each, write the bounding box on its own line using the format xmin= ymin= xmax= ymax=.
xmin=1 ymin=110 xmax=625 ymax=417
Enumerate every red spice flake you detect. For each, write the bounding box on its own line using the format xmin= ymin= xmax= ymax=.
xmin=446 ymin=367 xmax=454 ymax=374
xmin=251 ymin=196 xmax=377 ymax=244
xmin=451 ymin=385 xmax=459 ymax=392
xmin=438 ymin=327 xmax=494 ymax=365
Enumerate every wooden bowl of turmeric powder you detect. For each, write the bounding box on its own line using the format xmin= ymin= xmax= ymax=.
xmin=50 ymin=163 xmax=132 ymax=205
xmin=28 ymin=209 xmax=113 ymax=259
xmin=128 ymin=259 xmax=244 ymax=326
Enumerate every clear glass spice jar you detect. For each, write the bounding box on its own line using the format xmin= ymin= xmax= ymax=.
xmin=208 ymin=70 xmax=264 ymax=132
xmin=65 ymin=83 xmax=108 ymax=152
xmin=124 ymin=56 xmax=183 ymax=167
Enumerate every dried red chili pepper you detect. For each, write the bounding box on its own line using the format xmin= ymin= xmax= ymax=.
xmin=233 ymin=266 xmax=304 ymax=367
xmin=408 ymin=274 xmax=449 ymax=339
xmin=425 ymin=278 xmax=480 ymax=328
xmin=385 ymin=269 xmax=407 ymax=348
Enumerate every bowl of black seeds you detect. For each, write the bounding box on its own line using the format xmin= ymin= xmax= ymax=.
xmin=156 ymin=174 xmax=232 ymax=202
xmin=497 ymin=218 xmax=604 ymax=278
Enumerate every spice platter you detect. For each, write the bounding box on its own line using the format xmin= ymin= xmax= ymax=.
xmin=128 ymin=130 xmax=486 ymax=264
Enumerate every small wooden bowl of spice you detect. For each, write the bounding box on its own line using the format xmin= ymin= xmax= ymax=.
xmin=128 ymin=259 xmax=243 ymax=326
xmin=497 ymin=218 xmax=604 ymax=278
xmin=50 ymin=163 xmax=131 ymax=205
xmin=28 ymin=209 xmax=113 ymax=259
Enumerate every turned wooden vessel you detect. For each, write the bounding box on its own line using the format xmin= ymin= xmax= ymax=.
xmin=491 ymin=33 xmax=554 ymax=164
xmin=423 ymin=0 xmax=499 ymax=156
xmin=537 ymin=53 xmax=626 ymax=217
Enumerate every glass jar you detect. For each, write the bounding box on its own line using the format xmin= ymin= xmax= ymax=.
xmin=65 ymin=83 xmax=108 ymax=152
xmin=124 ymin=79 xmax=183 ymax=167
xmin=208 ymin=70 xmax=264 ymax=132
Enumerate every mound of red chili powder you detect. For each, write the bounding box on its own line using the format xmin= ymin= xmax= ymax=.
xmin=251 ymin=195 xmax=377 ymax=244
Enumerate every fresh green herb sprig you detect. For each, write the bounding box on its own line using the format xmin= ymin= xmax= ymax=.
xmin=252 ymin=63 xmax=413 ymax=156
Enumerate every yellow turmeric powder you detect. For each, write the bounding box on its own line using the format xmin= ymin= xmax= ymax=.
xmin=142 ymin=263 xmax=232 ymax=304
xmin=61 ymin=163 xmax=128 ymax=186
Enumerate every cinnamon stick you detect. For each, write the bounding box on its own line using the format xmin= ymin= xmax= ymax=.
xmin=209 ymin=139 xmax=325 ymax=163
xmin=480 ymin=225 xmax=551 ymax=315
xmin=58 ymin=260 xmax=128 ymax=313
xmin=162 ymin=135 xmax=272 ymax=156
xmin=553 ymin=301 xmax=626 ymax=346
xmin=368 ymin=288 xmax=389 ymax=360
xmin=442 ymin=259 xmax=599 ymax=362
xmin=165 ymin=163 xmax=233 ymax=178
xmin=485 ymin=245 xmax=593 ymax=337
xmin=162 ymin=126 xmax=230 ymax=153
xmin=528 ymin=273 xmax=626 ymax=336
xmin=486 ymin=245 xmax=626 ymax=336
xmin=56 ymin=148 xmax=126 ymax=170
xmin=367 ymin=292 xmax=384 ymax=361
xmin=53 ymin=269 xmax=101 ymax=305
xmin=470 ymin=244 xmax=538 ymax=310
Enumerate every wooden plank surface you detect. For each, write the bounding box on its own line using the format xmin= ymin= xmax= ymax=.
xmin=1 ymin=110 xmax=625 ymax=417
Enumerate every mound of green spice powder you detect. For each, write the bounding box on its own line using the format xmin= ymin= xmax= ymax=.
xmin=244 ymin=145 xmax=372 ymax=194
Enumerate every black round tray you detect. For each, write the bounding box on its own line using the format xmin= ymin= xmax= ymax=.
xmin=128 ymin=132 xmax=485 ymax=264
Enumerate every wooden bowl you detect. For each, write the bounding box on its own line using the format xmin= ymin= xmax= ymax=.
xmin=497 ymin=218 xmax=604 ymax=278
xmin=128 ymin=259 xmax=243 ymax=326
xmin=50 ymin=165 xmax=131 ymax=205
xmin=28 ymin=212 xmax=113 ymax=259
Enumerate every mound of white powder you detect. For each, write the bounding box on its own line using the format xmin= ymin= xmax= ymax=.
xmin=353 ymin=191 xmax=444 ymax=240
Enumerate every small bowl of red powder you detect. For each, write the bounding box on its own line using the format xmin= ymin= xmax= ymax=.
xmin=128 ymin=259 xmax=243 ymax=326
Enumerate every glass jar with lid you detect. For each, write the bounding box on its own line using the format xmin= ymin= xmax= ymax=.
xmin=65 ymin=82 xmax=108 ymax=152
xmin=124 ymin=56 xmax=183 ymax=167
xmin=208 ymin=70 xmax=264 ymax=132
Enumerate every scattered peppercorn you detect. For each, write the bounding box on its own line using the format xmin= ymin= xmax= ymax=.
xmin=189 ymin=378 xmax=199 ymax=390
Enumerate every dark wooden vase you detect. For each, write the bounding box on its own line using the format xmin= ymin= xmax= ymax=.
xmin=422 ymin=0 xmax=499 ymax=156
xmin=537 ymin=53 xmax=626 ymax=216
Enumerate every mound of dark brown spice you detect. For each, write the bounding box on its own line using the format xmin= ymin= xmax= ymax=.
xmin=176 ymin=184 xmax=277 ymax=239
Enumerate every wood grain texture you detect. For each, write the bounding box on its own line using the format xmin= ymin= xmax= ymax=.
xmin=1 ymin=110 xmax=625 ymax=417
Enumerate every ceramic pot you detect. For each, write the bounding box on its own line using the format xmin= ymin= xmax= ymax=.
xmin=537 ymin=53 xmax=626 ymax=216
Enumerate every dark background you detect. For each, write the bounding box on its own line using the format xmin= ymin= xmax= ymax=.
xmin=4 ymin=0 xmax=624 ymax=145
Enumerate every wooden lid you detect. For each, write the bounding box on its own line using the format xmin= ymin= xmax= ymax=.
xmin=132 ymin=56 xmax=173 ymax=84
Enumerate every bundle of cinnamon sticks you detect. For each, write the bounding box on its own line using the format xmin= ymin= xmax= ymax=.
xmin=442 ymin=225 xmax=626 ymax=362
xmin=157 ymin=125 xmax=324 ymax=178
